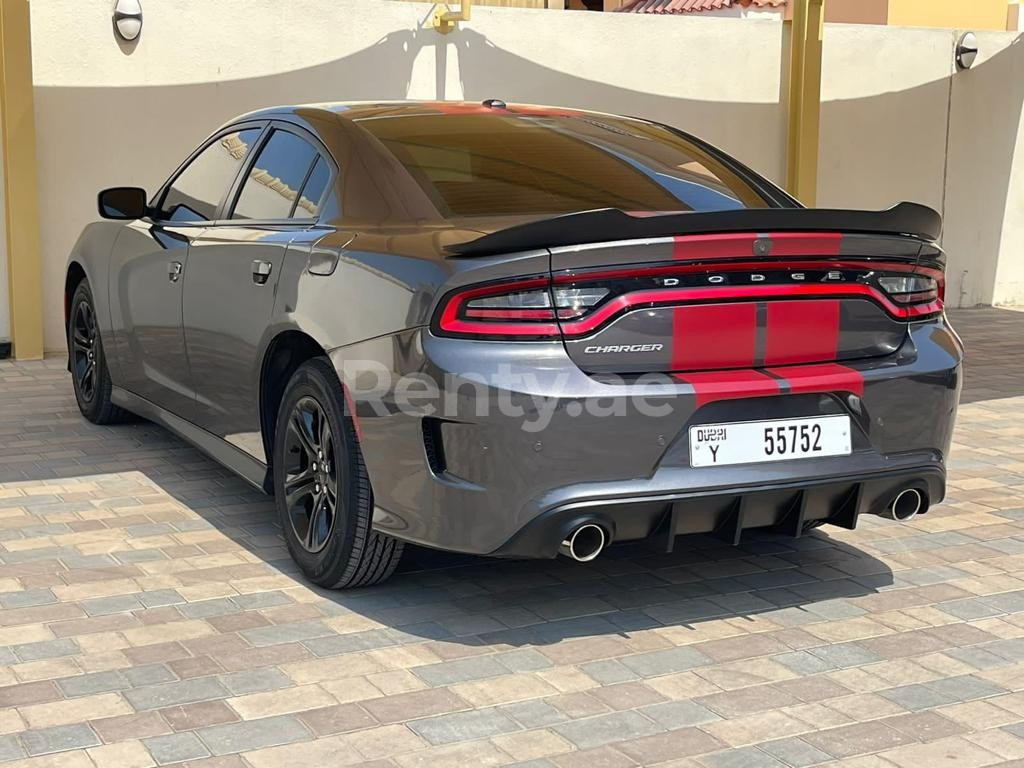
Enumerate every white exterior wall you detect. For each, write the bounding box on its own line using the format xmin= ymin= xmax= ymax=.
xmin=947 ymin=30 xmax=1024 ymax=308
xmin=19 ymin=0 xmax=1024 ymax=350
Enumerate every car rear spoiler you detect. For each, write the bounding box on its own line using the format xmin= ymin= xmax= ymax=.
xmin=446 ymin=203 xmax=942 ymax=258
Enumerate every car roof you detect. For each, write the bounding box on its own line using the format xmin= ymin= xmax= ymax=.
xmin=232 ymin=100 xmax=621 ymax=124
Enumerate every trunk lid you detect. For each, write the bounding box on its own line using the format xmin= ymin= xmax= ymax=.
xmin=549 ymin=231 xmax=941 ymax=375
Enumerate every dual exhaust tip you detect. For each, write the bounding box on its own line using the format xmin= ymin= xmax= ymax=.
xmin=558 ymin=488 xmax=924 ymax=562
xmin=559 ymin=523 xmax=606 ymax=562
xmin=881 ymin=487 xmax=925 ymax=522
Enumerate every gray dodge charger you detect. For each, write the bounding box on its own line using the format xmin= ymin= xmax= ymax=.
xmin=65 ymin=101 xmax=963 ymax=588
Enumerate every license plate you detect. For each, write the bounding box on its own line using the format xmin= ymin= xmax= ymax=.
xmin=689 ymin=415 xmax=851 ymax=468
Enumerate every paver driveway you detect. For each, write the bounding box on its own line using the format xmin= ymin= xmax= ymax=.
xmin=0 ymin=308 xmax=1022 ymax=768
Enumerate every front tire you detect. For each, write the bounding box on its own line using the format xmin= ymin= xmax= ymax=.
xmin=273 ymin=358 xmax=403 ymax=588
xmin=68 ymin=280 xmax=130 ymax=425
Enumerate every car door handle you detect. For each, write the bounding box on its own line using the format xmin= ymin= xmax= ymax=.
xmin=252 ymin=260 xmax=273 ymax=285
xmin=168 ymin=261 xmax=183 ymax=283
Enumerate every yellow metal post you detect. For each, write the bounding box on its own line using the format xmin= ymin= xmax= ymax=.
xmin=0 ymin=0 xmax=44 ymax=360
xmin=432 ymin=0 xmax=471 ymax=34
xmin=785 ymin=0 xmax=825 ymax=206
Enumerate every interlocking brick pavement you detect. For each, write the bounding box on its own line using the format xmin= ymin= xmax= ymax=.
xmin=0 ymin=308 xmax=1021 ymax=767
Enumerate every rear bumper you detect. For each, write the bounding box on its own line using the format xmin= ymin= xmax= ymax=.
xmin=329 ymin=316 xmax=962 ymax=557
xmin=494 ymin=464 xmax=945 ymax=558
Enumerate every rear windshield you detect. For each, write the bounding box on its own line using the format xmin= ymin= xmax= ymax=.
xmin=358 ymin=112 xmax=772 ymax=218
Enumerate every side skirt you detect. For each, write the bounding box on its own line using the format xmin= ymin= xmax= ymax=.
xmin=111 ymin=386 xmax=270 ymax=492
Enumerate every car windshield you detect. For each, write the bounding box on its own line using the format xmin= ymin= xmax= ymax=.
xmin=358 ymin=111 xmax=771 ymax=218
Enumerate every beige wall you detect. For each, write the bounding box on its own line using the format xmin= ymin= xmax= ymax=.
xmin=24 ymin=0 xmax=1024 ymax=349
xmin=947 ymin=31 xmax=1024 ymax=307
xmin=817 ymin=24 xmax=1024 ymax=308
xmin=817 ymin=25 xmax=954 ymax=213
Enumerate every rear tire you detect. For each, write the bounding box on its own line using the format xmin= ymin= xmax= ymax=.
xmin=68 ymin=280 xmax=131 ymax=425
xmin=273 ymin=358 xmax=403 ymax=588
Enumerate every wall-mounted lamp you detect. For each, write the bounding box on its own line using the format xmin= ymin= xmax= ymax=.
xmin=432 ymin=0 xmax=470 ymax=34
xmin=113 ymin=0 xmax=143 ymax=42
xmin=956 ymin=32 xmax=978 ymax=71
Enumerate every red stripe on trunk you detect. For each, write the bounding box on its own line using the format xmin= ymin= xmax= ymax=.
xmin=673 ymin=233 xmax=758 ymax=260
xmin=768 ymin=363 xmax=865 ymax=397
xmin=674 ymin=370 xmax=781 ymax=407
xmin=423 ymin=102 xmax=492 ymax=115
xmin=672 ymin=303 xmax=757 ymax=371
xmin=768 ymin=232 xmax=843 ymax=256
xmin=764 ymin=300 xmax=840 ymax=365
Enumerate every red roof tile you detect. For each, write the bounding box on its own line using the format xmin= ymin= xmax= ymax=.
xmin=618 ymin=0 xmax=786 ymax=14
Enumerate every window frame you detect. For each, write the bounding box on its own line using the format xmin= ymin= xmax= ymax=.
xmin=222 ymin=120 xmax=337 ymax=227
xmin=150 ymin=120 xmax=270 ymax=226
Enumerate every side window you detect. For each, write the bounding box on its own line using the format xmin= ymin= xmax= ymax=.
xmin=293 ymin=156 xmax=330 ymax=219
xmin=161 ymin=128 xmax=261 ymax=223
xmin=232 ymin=130 xmax=321 ymax=220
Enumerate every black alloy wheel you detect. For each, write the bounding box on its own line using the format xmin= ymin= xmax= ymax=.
xmin=283 ymin=396 xmax=339 ymax=553
xmin=273 ymin=358 xmax=404 ymax=588
xmin=67 ymin=280 xmax=130 ymax=425
xmin=71 ymin=298 xmax=99 ymax=404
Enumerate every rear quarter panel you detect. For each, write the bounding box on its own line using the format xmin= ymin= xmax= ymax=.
xmin=269 ymin=229 xmax=550 ymax=354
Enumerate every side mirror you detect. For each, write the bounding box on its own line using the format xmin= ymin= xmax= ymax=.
xmin=98 ymin=187 xmax=148 ymax=220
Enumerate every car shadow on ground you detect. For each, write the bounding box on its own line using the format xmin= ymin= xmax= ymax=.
xmin=351 ymin=531 xmax=898 ymax=649
xmin=0 ymin=400 xmax=898 ymax=650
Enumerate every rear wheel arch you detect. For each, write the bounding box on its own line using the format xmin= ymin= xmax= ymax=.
xmin=64 ymin=262 xmax=88 ymax=331
xmin=64 ymin=262 xmax=91 ymax=372
xmin=259 ymin=330 xmax=332 ymax=489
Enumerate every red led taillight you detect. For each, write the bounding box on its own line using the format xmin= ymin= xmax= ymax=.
xmin=435 ymin=277 xmax=613 ymax=339
xmin=433 ymin=260 xmax=944 ymax=340
xmin=436 ymin=277 xmax=559 ymax=339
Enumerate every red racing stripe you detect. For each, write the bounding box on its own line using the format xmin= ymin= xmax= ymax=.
xmin=672 ymin=303 xmax=757 ymax=371
xmin=673 ymin=233 xmax=758 ymax=260
xmin=674 ymin=370 xmax=782 ymax=407
xmin=423 ymin=101 xmax=492 ymax=115
xmin=764 ymin=300 xmax=840 ymax=365
xmin=507 ymin=104 xmax=585 ymax=118
xmin=767 ymin=363 xmax=865 ymax=397
xmin=768 ymin=232 xmax=843 ymax=256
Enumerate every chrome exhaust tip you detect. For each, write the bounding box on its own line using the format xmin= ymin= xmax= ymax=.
xmin=882 ymin=488 xmax=924 ymax=522
xmin=559 ymin=524 xmax=606 ymax=562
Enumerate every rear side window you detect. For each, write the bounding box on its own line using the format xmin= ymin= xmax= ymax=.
xmin=161 ymin=128 xmax=261 ymax=222
xmin=359 ymin=113 xmax=769 ymax=218
xmin=232 ymin=129 xmax=324 ymax=220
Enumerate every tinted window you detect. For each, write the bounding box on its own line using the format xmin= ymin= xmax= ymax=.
xmin=233 ymin=130 xmax=319 ymax=220
xmin=294 ymin=156 xmax=329 ymax=219
xmin=359 ymin=114 xmax=768 ymax=218
xmin=162 ymin=128 xmax=261 ymax=222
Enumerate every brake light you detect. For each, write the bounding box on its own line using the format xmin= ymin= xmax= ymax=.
xmin=436 ymin=278 xmax=614 ymax=338
xmin=436 ymin=278 xmax=557 ymax=338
